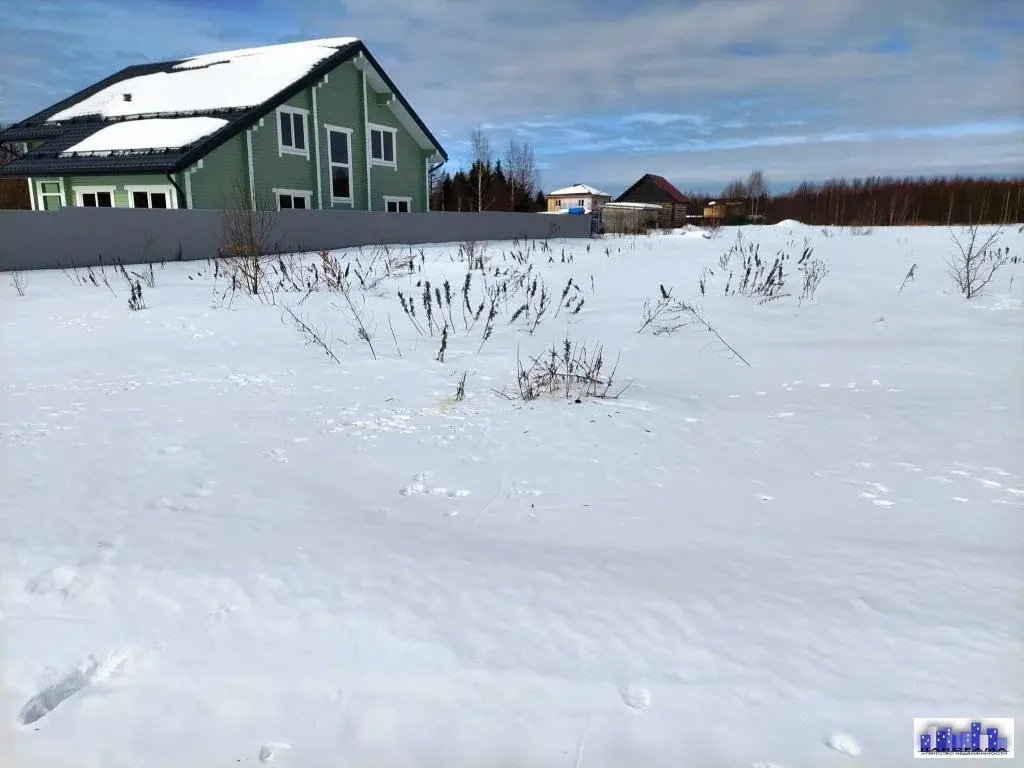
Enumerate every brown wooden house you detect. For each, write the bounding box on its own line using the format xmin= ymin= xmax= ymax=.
xmin=615 ymin=173 xmax=688 ymax=228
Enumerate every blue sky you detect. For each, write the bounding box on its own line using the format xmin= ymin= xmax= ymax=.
xmin=1 ymin=0 xmax=1021 ymax=195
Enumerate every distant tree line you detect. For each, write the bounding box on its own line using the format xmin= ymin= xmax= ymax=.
xmin=715 ymin=169 xmax=1023 ymax=226
xmin=429 ymin=125 xmax=546 ymax=213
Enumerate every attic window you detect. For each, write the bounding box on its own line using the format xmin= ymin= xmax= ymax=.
xmin=277 ymin=106 xmax=309 ymax=158
xmin=369 ymin=124 xmax=396 ymax=167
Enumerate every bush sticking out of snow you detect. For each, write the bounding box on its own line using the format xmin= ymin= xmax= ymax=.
xmin=500 ymin=336 xmax=629 ymax=402
xmin=638 ymin=284 xmax=751 ymax=367
xmin=948 ymin=221 xmax=1011 ymax=299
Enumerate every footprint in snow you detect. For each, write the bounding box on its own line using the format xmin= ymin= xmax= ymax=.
xmin=258 ymin=743 xmax=292 ymax=764
xmin=823 ymin=731 xmax=862 ymax=757
xmin=619 ymin=683 xmax=651 ymax=711
xmin=19 ymin=649 xmax=135 ymax=725
xmin=399 ymin=472 xmax=470 ymax=498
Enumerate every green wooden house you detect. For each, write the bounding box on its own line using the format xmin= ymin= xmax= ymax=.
xmin=0 ymin=38 xmax=447 ymax=213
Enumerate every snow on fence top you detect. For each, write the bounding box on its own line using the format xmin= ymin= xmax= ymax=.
xmin=48 ymin=38 xmax=359 ymax=122
xmin=548 ymin=184 xmax=610 ymax=197
xmin=61 ymin=117 xmax=230 ymax=155
xmin=603 ymin=202 xmax=662 ymax=210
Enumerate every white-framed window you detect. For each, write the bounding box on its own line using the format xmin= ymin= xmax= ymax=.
xmin=125 ymin=185 xmax=175 ymax=209
xmin=35 ymin=180 xmax=65 ymax=210
xmin=278 ymin=106 xmax=309 ymax=158
xmin=556 ymin=199 xmax=562 ymax=208
xmin=368 ymin=123 xmax=397 ymax=168
xmin=383 ymin=196 xmax=411 ymax=213
xmin=76 ymin=186 xmax=116 ymax=208
xmin=325 ymin=124 xmax=353 ymax=203
xmin=273 ymin=188 xmax=312 ymax=210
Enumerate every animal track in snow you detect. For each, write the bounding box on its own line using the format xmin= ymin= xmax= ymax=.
xmin=263 ymin=448 xmax=289 ymax=463
xmin=619 ymin=683 xmax=651 ymax=711
xmin=399 ymin=472 xmax=471 ymax=498
xmin=25 ymin=542 xmax=117 ymax=601
xmin=258 ymin=742 xmax=292 ymax=764
xmin=18 ymin=650 xmax=134 ymax=725
xmin=824 ymin=731 xmax=862 ymax=757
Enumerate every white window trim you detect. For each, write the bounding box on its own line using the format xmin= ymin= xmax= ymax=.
xmin=272 ymin=188 xmax=313 ymax=211
xmin=277 ymin=106 xmax=310 ymax=159
xmin=27 ymin=176 xmax=36 ymax=210
xmin=36 ymin=179 xmax=66 ymax=210
xmin=368 ymin=122 xmax=397 ymax=169
xmin=324 ymin=124 xmax=354 ymax=205
xmin=383 ymin=195 xmax=412 ymax=213
xmin=75 ymin=185 xmax=117 ymax=208
xmin=125 ymin=185 xmax=177 ymax=209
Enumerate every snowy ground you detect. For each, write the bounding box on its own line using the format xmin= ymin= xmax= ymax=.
xmin=1 ymin=223 xmax=1021 ymax=767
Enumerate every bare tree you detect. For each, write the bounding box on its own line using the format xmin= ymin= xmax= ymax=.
xmin=469 ymin=125 xmax=493 ymax=212
xmin=746 ymin=169 xmax=768 ymax=216
xmin=504 ymin=136 xmax=537 ymax=212
xmin=721 ymin=178 xmax=747 ymax=199
xmin=948 ymin=213 xmax=1008 ymax=299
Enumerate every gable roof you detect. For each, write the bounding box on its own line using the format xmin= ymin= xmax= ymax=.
xmin=0 ymin=38 xmax=447 ymax=178
xmin=616 ymin=173 xmax=688 ymax=204
xmin=547 ymin=183 xmax=611 ymax=198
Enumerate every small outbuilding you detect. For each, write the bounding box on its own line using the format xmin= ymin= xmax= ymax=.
xmin=615 ymin=173 xmax=689 ymax=228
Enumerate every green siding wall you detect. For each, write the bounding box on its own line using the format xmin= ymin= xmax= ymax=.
xmin=314 ymin=61 xmax=367 ymax=210
xmin=364 ymin=95 xmax=429 ymax=212
xmin=188 ymin=133 xmax=247 ymax=209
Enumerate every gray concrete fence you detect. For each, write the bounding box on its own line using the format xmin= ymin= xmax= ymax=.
xmin=0 ymin=208 xmax=592 ymax=272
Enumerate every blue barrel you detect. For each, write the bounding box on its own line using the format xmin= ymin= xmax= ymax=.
xmin=567 ymin=206 xmax=586 ymax=215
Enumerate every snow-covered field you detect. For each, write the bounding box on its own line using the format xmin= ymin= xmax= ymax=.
xmin=1 ymin=223 xmax=1021 ymax=767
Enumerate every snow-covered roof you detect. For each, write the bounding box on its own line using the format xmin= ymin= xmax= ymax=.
xmin=603 ymin=202 xmax=662 ymax=210
xmin=48 ymin=38 xmax=359 ymax=122
xmin=60 ymin=117 xmax=229 ymax=156
xmin=547 ymin=184 xmax=610 ymax=198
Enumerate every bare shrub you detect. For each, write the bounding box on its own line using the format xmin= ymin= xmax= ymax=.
xmin=502 ymin=337 xmax=629 ymax=401
xmin=454 ymin=370 xmax=467 ymax=401
xmin=701 ymin=218 xmax=723 ymax=239
xmin=948 ymin=221 xmax=1008 ymax=298
xmin=797 ymin=249 xmax=830 ymax=304
xmin=716 ymin=231 xmax=791 ymax=303
xmin=282 ymin=305 xmax=342 ymax=363
xmin=898 ymin=263 xmax=917 ymax=295
xmin=9 ymin=271 xmax=26 ymax=296
xmin=220 ymin=182 xmax=282 ymax=299
xmin=126 ymin=278 xmax=146 ymax=311
xmin=638 ymin=284 xmax=750 ymax=367
xmin=132 ymin=262 xmax=155 ymax=289
xmin=459 ymin=239 xmax=487 ymax=270
xmin=335 ymin=289 xmax=377 ymax=360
